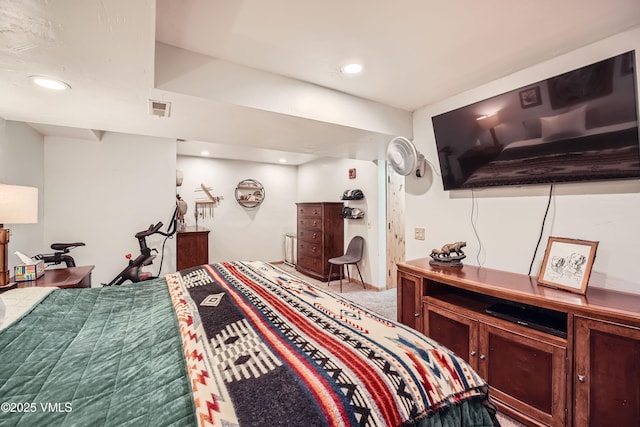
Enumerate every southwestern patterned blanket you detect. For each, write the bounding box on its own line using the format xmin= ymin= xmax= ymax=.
xmin=0 ymin=261 xmax=497 ymax=427
xmin=168 ymin=261 xmax=496 ymax=426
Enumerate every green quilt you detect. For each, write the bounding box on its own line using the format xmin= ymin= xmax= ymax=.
xmin=0 ymin=279 xmax=195 ymax=427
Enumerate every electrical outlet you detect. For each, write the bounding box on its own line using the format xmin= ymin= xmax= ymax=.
xmin=414 ymin=227 xmax=425 ymax=240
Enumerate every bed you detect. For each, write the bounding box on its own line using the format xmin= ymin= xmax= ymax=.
xmin=0 ymin=261 xmax=499 ymax=426
xmin=461 ymin=120 xmax=640 ymax=188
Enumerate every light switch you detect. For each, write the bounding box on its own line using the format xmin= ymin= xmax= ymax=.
xmin=414 ymin=227 xmax=425 ymax=240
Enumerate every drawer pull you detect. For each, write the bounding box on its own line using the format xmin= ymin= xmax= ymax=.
xmin=578 ymin=375 xmax=586 ymax=383
xmin=313 ymin=220 xmax=318 ymax=227
xmin=479 ymin=354 xmax=486 ymax=360
xmin=414 ymin=312 xmax=420 ymax=317
xmin=312 ymin=232 xmax=317 ymax=238
xmin=470 ymin=351 xmax=477 ymax=356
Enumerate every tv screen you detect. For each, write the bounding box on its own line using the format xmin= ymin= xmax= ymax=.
xmin=432 ymin=51 xmax=640 ymax=190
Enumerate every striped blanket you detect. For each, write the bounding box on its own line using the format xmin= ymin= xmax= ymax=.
xmin=166 ymin=261 xmax=492 ymax=427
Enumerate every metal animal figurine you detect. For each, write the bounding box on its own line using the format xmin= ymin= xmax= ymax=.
xmin=429 ymin=241 xmax=467 ymax=268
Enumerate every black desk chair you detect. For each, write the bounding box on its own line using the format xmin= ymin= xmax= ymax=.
xmin=328 ymin=236 xmax=365 ymax=292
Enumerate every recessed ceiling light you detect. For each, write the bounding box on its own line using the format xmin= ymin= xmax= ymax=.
xmin=341 ymin=63 xmax=363 ymax=74
xmin=200 ymin=150 xmax=210 ymax=156
xmin=279 ymin=158 xmax=287 ymax=163
xmin=30 ymin=76 xmax=71 ymax=91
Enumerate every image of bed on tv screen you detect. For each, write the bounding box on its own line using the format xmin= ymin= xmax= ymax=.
xmin=432 ymin=50 xmax=640 ymax=190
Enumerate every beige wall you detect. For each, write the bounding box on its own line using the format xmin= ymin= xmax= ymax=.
xmin=44 ymin=132 xmax=176 ymax=286
xmin=176 ymin=156 xmax=298 ymax=263
xmin=0 ymin=120 xmax=45 ymax=270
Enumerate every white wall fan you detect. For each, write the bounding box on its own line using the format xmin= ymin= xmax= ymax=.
xmin=386 ymin=136 xmax=427 ymax=177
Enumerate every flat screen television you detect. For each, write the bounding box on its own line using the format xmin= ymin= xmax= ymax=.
xmin=431 ymin=50 xmax=640 ymax=190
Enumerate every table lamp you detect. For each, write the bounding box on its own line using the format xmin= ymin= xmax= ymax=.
xmin=0 ymin=183 xmax=38 ymax=287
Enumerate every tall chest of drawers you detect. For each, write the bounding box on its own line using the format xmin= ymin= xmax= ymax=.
xmin=295 ymin=202 xmax=344 ymax=281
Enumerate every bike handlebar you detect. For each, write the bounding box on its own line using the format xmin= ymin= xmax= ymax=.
xmin=135 ymin=221 xmax=164 ymax=239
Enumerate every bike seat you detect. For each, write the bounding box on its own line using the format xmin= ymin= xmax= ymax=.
xmin=51 ymin=242 xmax=86 ymax=251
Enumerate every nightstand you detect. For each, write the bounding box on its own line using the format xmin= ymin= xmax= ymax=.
xmin=0 ymin=265 xmax=94 ymax=293
xmin=177 ymin=226 xmax=210 ymax=270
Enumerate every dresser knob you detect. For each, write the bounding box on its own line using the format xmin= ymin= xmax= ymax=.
xmin=578 ymin=375 xmax=586 ymax=383
xmin=479 ymin=354 xmax=486 ymax=360
xmin=471 ymin=351 xmax=477 ymax=356
xmin=414 ymin=312 xmax=420 ymax=317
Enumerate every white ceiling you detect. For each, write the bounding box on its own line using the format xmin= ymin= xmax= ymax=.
xmin=1 ymin=0 xmax=639 ymax=164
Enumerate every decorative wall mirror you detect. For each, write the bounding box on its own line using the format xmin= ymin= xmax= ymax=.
xmin=235 ymin=179 xmax=265 ymax=208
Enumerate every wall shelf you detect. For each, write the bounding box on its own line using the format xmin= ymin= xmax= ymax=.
xmin=341 ymin=189 xmax=365 ymax=219
xmin=235 ymin=179 xmax=265 ymax=208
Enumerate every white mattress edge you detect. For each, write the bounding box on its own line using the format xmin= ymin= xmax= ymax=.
xmin=0 ymin=287 xmax=57 ymax=331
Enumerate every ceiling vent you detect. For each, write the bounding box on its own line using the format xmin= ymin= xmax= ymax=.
xmin=148 ymin=100 xmax=171 ymax=118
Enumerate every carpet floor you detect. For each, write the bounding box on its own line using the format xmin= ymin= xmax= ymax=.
xmin=277 ymin=263 xmax=527 ymax=427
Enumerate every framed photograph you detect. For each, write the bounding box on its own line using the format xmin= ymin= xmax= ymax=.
xmin=519 ymin=86 xmax=542 ymax=109
xmin=538 ymin=237 xmax=598 ymax=295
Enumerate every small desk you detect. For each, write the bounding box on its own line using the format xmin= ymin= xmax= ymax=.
xmin=2 ymin=265 xmax=94 ymax=292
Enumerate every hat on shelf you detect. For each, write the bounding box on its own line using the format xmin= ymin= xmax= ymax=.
xmin=349 ymin=208 xmax=365 ymax=219
xmin=341 ymin=189 xmax=364 ymax=200
xmin=342 ymin=206 xmax=364 ymax=219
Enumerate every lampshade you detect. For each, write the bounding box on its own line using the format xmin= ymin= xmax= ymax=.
xmin=0 ymin=184 xmax=38 ymax=288
xmin=476 ymin=113 xmax=500 ymax=130
xmin=0 ymin=184 xmax=38 ymax=225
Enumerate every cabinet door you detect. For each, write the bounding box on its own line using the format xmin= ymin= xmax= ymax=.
xmin=177 ymin=231 xmax=209 ymax=270
xmin=397 ymin=272 xmax=422 ymax=332
xmin=479 ymin=323 xmax=566 ymax=427
xmin=574 ymin=316 xmax=640 ymax=427
xmin=424 ymin=303 xmax=479 ymax=370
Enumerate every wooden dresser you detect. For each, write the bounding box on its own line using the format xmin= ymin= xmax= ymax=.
xmin=176 ymin=226 xmax=210 ymax=270
xmin=397 ymin=258 xmax=640 ymax=427
xmin=295 ymin=202 xmax=343 ymax=281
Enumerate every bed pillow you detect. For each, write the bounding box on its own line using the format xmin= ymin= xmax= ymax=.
xmin=540 ymin=105 xmax=587 ymax=142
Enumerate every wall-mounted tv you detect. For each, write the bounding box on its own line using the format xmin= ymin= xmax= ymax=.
xmin=432 ymin=51 xmax=639 ymax=190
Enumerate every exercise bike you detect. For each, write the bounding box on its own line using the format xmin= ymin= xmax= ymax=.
xmin=34 ymin=242 xmax=85 ymax=268
xmin=103 ymin=211 xmax=178 ymax=287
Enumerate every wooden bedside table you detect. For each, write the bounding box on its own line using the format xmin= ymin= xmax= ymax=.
xmin=1 ymin=265 xmax=94 ymax=292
